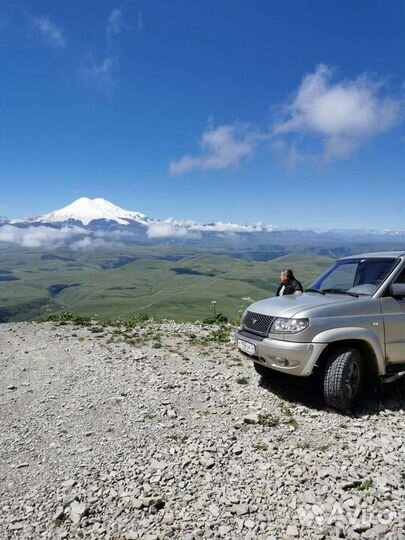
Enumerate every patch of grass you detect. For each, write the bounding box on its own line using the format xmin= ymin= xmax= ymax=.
xmin=152 ymin=341 xmax=162 ymax=349
xmin=78 ymin=336 xmax=85 ymax=342
xmin=258 ymin=413 xmax=280 ymax=427
xmin=285 ymin=418 xmax=299 ymax=430
xmin=125 ymin=313 xmax=150 ymax=328
xmin=236 ymin=376 xmax=249 ymax=385
xmin=280 ymin=404 xmax=293 ymax=417
xmin=359 ymin=479 xmax=373 ymax=491
xmin=319 ymin=444 xmax=330 ymax=452
xmin=98 ymin=318 xmax=117 ymax=327
xmin=297 ymin=442 xmax=310 ymax=450
xmin=229 ymin=356 xmax=243 ymax=366
xmin=42 ymin=311 xmax=91 ymax=326
xmin=202 ymin=313 xmax=228 ymax=325
xmin=211 ymin=326 xmax=231 ymax=343
xmin=252 ymin=442 xmax=268 ymax=451
xmin=280 ymin=403 xmax=299 ymax=430
xmin=124 ymin=338 xmax=140 ymax=346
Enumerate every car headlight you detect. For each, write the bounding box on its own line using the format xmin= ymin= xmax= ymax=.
xmin=271 ymin=317 xmax=309 ymax=333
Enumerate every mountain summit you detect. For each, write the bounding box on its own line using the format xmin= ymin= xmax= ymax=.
xmin=37 ymin=197 xmax=152 ymax=226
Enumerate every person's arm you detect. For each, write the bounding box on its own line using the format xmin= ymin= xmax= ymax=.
xmin=293 ymin=280 xmax=304 ymax=295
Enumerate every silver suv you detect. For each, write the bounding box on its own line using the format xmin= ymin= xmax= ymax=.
xmin=236 ymin=252 xmax=405 ymax=411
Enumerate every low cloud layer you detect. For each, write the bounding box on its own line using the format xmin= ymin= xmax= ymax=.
xmin=0 ymin=225 xmax=140 ymax=249
xmin=146 ymin=220 xmax=195 ymax=239
xmin=169 ymin=124 xmax=258 ymax=175
xmin=0 ymin=216 xmax=280 ymax=246
xmin=0 ymin=225 xmax=86 ymax=248
xmin=273 ymin=64 xmax=401 ymax=160
xmin=146 ymin=219 xmax=275 ymax=238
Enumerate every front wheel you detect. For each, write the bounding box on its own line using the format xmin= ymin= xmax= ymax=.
xmin=323 ymin=348 xmax=363 ymax=411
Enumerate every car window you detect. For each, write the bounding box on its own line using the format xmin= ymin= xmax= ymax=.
xmin=319 ymin=262 xmax=357 ymax=290
xmin=311 ymin=258 xmax=399 ymax=295
xmin=356 ymin=260 xmax=397 ymax=286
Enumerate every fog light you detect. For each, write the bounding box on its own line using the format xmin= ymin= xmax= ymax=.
xmin=274 ymin=357 xmax=289 ymax=367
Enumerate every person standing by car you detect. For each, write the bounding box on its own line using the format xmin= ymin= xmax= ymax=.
xmin=276 ymin=269 xmax=303 ymax=296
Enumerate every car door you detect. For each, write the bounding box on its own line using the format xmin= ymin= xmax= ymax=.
xmin=381 ymin=267 xmax=405 ymax=364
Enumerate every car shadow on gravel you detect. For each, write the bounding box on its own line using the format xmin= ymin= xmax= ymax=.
xmin=256 ymin=369 xmax=405 ymax=415
xmin=256 ymin=370 xmax=327 ymax=410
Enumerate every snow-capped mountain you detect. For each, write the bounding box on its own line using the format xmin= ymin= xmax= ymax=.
xmin=36 ymin=197 xmax=152 ymax=226
xmin=32 ymin=197 xmax=277 ymax=234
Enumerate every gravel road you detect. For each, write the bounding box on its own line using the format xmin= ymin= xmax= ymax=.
xmin=1 ymin=320 xmax=405 ymax=540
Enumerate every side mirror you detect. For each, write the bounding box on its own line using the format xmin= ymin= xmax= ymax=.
xmin=390 ymin=283 xmax=405 ymax=299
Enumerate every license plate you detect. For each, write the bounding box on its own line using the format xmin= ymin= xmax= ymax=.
xmin=238 ymin=339 xmax=256 ymax=356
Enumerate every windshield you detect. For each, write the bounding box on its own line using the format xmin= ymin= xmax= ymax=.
xmin=309 ymin=258 xmax=399 ymax=296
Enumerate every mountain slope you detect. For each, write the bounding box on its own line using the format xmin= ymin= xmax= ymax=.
xmin=36 ymin=197 xmax=152 ymax=226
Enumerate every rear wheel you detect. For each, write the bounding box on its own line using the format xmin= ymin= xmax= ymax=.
xmin=323 ymin=347 xmax=363 ymax=411
xmin=253 ymin=362 xmax=272 ymax=379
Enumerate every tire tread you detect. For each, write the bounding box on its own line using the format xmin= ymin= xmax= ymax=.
xmin=324 ymin=348 xmax=362 ymax=411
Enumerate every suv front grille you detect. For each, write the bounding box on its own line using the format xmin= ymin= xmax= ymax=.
xmin=243 ymin=311 xmax=274 ymax=336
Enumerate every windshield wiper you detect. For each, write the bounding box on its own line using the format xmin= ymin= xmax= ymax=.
xmin=322 ymin=288 xmax=359 ymax=297
xmin=305 ymin=288 xmax=325 ymax=295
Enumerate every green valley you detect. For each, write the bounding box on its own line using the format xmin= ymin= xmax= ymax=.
xmin=0 ymin=245 xmax=333 ymax=322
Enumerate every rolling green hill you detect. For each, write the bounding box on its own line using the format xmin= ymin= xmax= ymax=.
xmin=0 ymin=246 xmax=333 ymax=322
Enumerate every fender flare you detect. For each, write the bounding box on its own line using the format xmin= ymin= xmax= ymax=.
xmin=312 ymin=327 xmax=385 ymax=375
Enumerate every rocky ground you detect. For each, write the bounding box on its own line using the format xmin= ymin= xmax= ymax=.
xmin=1 ymin=320 xmax=405 ymax=540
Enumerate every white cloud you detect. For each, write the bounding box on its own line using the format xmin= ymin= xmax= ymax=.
xmin=0 ymin=225 xmax=86 ymax=248
xmin=0 ymin=225 xmax=140 ymax=249
xmin=107 ymin=8 xmax=125 ymax=48
xmin=81 ymin=56 xmax=117 ymax=90
xmin=82 ymin=9 xmax=125 ymax=90
xmin=146 ymin=220 xmax=191 ymax=238
xmin=70 ymin=237 xmax=115 ymax=250
xmin=107 ymin=9 xmax=124 ymax=35
xmin=186 ymin=221 xmax=276 ymax=233
xmin=33 ymin=16 xmax=65 ymax=48
xmin=137 ymin=11 xmax=144 ymax=31
xmin=170 ymin=66 xmax=402 ymax=173
xmin=147 ymin=218 xmax=276 ymax=236
xmin=169 ymin=124 xmax=258 ymax=175
xmin=273 ymin=64 xmax=401 ymax=160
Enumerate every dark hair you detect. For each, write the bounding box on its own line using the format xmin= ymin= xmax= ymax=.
xmin=281 ymin=268 xmax=295 ymax=280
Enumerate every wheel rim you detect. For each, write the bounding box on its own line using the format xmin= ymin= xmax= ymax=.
xmin=345 ymin=361 xmax=361 ymax=399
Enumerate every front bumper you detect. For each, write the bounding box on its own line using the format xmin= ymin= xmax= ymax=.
xmin=235 ymin=329 xmax=326 ymax=376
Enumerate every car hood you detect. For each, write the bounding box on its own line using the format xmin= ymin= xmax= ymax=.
xmin=247 ymin=292 xmax=356 ymax=318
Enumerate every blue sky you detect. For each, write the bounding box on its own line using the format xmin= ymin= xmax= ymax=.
xmin=0 ymin=0 xmax=404 ymax=229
